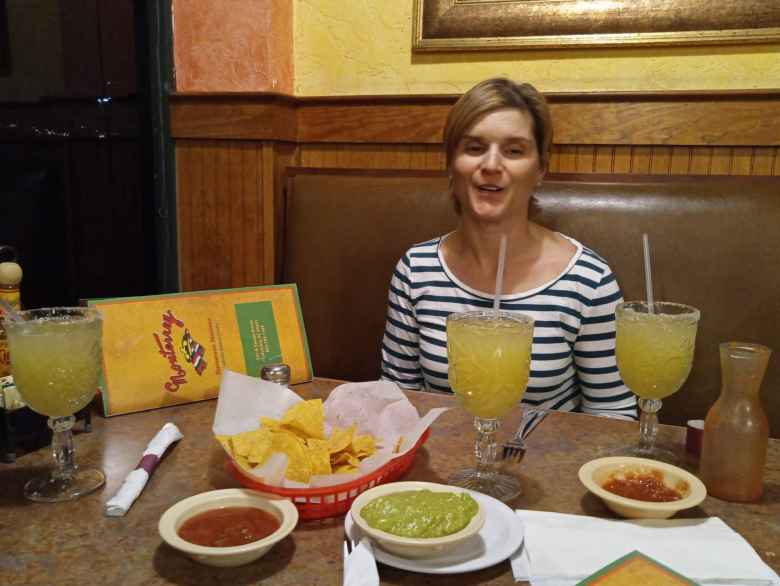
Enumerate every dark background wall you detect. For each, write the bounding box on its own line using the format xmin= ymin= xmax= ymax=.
xmin=0 ymin=0 xmax=160 ymax=308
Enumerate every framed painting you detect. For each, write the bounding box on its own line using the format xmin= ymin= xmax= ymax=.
xmin=412 ymin=0 xmax=780 ymax=50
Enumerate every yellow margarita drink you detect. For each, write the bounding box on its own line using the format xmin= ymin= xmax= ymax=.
xmin=616 ymin=303 xmax=699 ymax=400
xmin=7 ymin=311 xmax=102 ymax=417
xmin=447 ymin=311 xmax=534 ymax=419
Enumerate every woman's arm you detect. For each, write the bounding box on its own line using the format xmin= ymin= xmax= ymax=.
xmin=574 ymin=265 xmax=638 ymax=420
xmin=380 ymin=254 xmax=423 ymax=390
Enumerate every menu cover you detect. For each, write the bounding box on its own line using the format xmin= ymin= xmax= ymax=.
xmin=576 ymin=551 xmax=698 ymax=585
xmin=89 ymin=284 xmax=312 ymax=416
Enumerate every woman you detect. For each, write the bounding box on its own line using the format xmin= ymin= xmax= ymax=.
xmin=380 ymin=77 xmax=637 ymax=420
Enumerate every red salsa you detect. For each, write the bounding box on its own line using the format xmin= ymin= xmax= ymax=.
xmin=602 ymin=469 xmax=687 ymax=502
xmin=177 ymin=506 xmax=280 ymax=547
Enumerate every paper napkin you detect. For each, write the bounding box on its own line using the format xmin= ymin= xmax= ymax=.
xmin=343 ymin=538 xmax=380 ymax=586
xmin=105 ymin=422 xmax=183 ymax=516
xmin=510 ymin=511 xmax=780 ymax=586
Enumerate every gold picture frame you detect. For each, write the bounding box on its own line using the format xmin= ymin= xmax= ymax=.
xmin=413 ymin=0 xmax=780 ymax=51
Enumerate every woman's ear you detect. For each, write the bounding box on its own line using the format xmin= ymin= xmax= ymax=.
xmin=536 ymin=165 xmax=546 ymax=187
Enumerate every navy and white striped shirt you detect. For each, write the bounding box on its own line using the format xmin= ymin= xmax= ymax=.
xmin=380 ymin=234 xmax=637 ymax=419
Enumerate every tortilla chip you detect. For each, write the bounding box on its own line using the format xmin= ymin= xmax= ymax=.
xmin=215 ymin=434 xmax=232 ymax=453
xmin=216 ymin=399 xmax=380 ymax=483
xmin=230 ymin=430 xmax=262 ymax=457
xmin=328 ymin=424 xmax=355 ymax=454
xmin=273 ymin=432 xmax=312 ymax=483
xmin=332 ymin=451 xmax=360 ymax=468
xmin=260 ymin=417 xmax=283 ymax=431
xmin=246 ymin=430 xmax=274 ymax=465
xmin=306 ymin=438 xmax=333 ymax=475
xmin=306 ymin=438 xmax=329 ymax=451
xmin=233 ymin=453 xmax=252 ymax=471
xmin=350 ymin=433 xmax=376 ymax=458
xmin=282 ymin=399 xmax=325 ymax=440
xmin=333 ymin=453 xmax=361 ymax=473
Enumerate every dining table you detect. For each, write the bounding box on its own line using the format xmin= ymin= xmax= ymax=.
xmin=2 ymin=377 xmax=778 ymax=585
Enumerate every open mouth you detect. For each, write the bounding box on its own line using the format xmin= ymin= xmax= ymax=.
xmin=477 ymin=184 xmax=503 ymax=193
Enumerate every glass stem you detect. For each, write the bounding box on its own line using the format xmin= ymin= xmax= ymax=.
xmin=48 ymin=416 xmax=77 ymax=480
xmin=637 ymin=398 xmax=662 ymax=452
xmin=473 ymin=417 xmax=499 ymax=480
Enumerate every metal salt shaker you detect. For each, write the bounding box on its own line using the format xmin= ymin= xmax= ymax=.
xmin=260 ymin=363 xmax=291 ymax=387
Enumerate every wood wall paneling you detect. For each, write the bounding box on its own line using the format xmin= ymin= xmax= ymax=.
xmin=170 ymin=92 xmax=780 ymax=146
xmin=273 ymin=142 xmax=300 ymax=281
xmin=241 ymin=142 xmax=263 ymax=288
xmin=170 ymin=96 xmax=297 ymax=141
xmin=261 ymin=142 xmax=276 ymax=284
xmin=296 ymin=101 xmax=450 ymax=144
xmin=176 ymin=140 xmax=272 ymax=291
xmin=549 ymin=99 xmax=780 ymax=147
xmin=171 ymin=92 xmax=780 ymax=293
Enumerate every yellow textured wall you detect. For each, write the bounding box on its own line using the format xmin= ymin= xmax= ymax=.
xmin=294 ymin=2 xmax=780 ymax=96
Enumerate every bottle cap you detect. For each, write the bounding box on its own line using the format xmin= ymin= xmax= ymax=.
xmin=0 ymin=262 xmax=22 ymax=286
xmin=260 ymin=363 xmax=291 ymax=386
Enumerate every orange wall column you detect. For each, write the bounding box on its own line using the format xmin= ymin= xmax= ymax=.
xmin=172 ymin=0 xmax=293 ymax=94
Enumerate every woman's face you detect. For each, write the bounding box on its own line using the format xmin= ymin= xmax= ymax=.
xmin=452 ymin=108 xmax=544 ymax=225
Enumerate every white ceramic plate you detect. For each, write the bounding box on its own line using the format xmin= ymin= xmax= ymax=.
xmin=344 ymin=490 xmax=524 ymax=575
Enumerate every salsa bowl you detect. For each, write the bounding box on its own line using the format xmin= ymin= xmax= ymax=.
xmin=158 ymin=488 xmax=298 ymax=567
xmin=578 ymin=456 xmax=706 ymax=519
xmin=350 ymin=481 xmax=486 ymax=559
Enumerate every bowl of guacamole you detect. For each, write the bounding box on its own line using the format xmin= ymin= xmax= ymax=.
xmin=350 ymin=481 xmax=485 ymax=559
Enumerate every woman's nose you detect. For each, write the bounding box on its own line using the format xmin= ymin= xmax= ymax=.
xmin=481 ymin=147 xmax=502 ymax=172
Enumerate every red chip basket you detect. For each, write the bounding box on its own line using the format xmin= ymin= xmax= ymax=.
xmin=227 ymin=429 xmax=430 ymax=520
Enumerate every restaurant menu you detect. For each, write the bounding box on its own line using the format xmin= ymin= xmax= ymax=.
xmin=577 ymin=550 xmax=697 ymax=585
xmin=89 ymin=284 xmax=312 ymax=416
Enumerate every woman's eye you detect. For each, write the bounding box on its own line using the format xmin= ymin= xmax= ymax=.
xmin=464 ymin=144 xmax=484 ymax=154
xmin=506 ymin=147 xmax=525 ymax=156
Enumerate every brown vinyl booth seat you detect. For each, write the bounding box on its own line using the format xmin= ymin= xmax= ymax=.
xmin=281 ymin=168 xmax=780 ymax=436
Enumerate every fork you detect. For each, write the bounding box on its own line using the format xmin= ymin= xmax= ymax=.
xmin=502 ymin=407 xmax=548 ymax=462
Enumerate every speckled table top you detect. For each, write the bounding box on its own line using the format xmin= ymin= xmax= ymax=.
xmin=1 ymin=378 xmax=778 ymax=585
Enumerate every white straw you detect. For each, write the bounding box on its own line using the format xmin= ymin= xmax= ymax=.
xmin=642 ymin=233 xmax=655 ymax=314
xmin=493 ymin=235 xmax=508 ymax=311
xmin=0 ymin=298 xmax=21 ymax=322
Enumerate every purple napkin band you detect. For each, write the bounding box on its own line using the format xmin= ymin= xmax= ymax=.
xmin=137 ymin=454 xmax=159 ymax=474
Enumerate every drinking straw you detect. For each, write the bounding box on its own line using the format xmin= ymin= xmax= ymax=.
xmin=0 ymin=298 xmax=21 ymax=322
xmin=493 ymin=235 xmax=508 ymax=311
xmin=642 ymin=233 xmax=655 ymax=314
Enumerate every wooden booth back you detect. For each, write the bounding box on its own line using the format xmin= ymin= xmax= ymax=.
xmin=282 ymin=167 xmax=780 ymax=435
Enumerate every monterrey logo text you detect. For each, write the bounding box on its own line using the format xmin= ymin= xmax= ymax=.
xmin=152 ymin=309 xmax=208 ymax=392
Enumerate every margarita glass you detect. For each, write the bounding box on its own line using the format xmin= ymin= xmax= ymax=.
xmin=615 ymin=301 xmax=700 ymax=462
xmin=447 ymin=309 xmax=533 ymax=502
xmin=3 ymin=307 xmax=104 ymax=502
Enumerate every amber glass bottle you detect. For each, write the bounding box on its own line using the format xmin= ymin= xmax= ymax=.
xmin=0 ymin=253 xmax=23 ymax=378
xmin=699 ymin=342 xmax=771 ymax=502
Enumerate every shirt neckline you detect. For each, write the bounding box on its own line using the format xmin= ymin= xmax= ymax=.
xmin=436 ymin=232 xmax=583 ymax=300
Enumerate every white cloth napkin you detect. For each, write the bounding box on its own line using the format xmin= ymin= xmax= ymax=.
xmin=343 ymin=538 xmax=380 ymax=586
xmin=105 ymin=422 xmax=183 ymax=517
xmin=510 ymin=510 xmax=780 ymax=586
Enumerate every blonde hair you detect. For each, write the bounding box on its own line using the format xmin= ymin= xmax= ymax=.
xmin=443 ymin=78 xmax=553 ymax=215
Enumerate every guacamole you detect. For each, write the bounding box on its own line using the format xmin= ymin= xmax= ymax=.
xmin=360 ymin=489 xmax=479 ymax=538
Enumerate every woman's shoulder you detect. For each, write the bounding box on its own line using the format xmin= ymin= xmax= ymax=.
xmin=552 ymin=232 xmax=614 ymax=273
xmin=400 ymin=236 xmax=444 ymax=261
xmin=394 ymin=236 xmax=444 ymax=272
